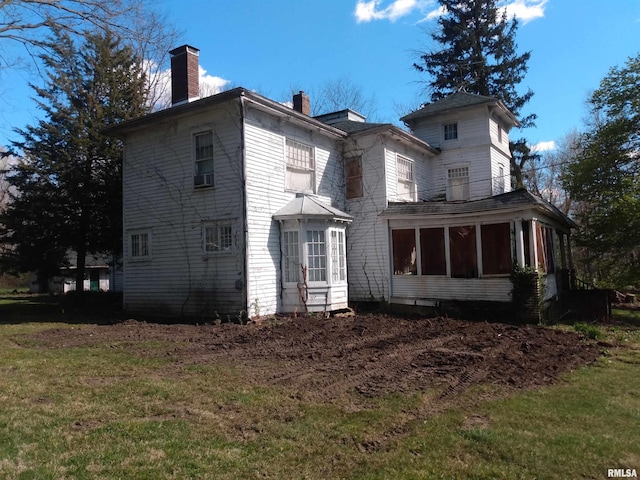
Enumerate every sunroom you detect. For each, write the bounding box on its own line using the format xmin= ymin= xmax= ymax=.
xmin=273 ymin=194 xmax=353 ymax=313
xmin=381 ymin=190 xmax=576 ymax=309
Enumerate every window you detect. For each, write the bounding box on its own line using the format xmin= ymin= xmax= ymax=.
xmin=448 ymin=166 xmax=470 ymax=201
xmin=444 ymin=122 xmax=458 ymax=140
xmin=285 ymin=138 xmax=315 ymax=193
xmin=194 ymin=131 xmax=214 ymax=187
xmin=449 ymin=225 xmax=477 ymax=278
xmin=306 ymin=230 xmax=326 ymax=282
xmin=494 ymin=165 xmax=505 ymax=195
xmin=497 ymin=124 xmax=503 ymax=144
xmin=283 ymin=231 xmax=300 ymax=283
xmin=130 ymin=232 xmax=150 ymax=258
xmin=535 ymin=224 xmax=555 ymax=273
xmin=396 ymin=154 xmax=415 ymax=201
xmin=331 ymin=230 xmax=346 ymax=282
xmin=420 ymin=228 xmax=446 ymax=275
xmin=392 ymin=229 xmax=417 ymax=275
xmin=481 ymin=223 xmax=512 ymax=275
xmin=345 ymin=156 xmax=363 ymax=199
xmin=204 ymin=223 xmax=233 ymax=253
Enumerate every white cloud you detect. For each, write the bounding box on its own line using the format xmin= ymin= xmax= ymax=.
xmin=502 ymin=0 xmax=548 ymax=24
xmin=145 ymin=60 xmax=229 ymax=110
xmin=354 ymin=0 xmax=430 ymax=23
xmin=415 ymin=0 xmax=547 ymax=24
xmin=531 ymin=140 xmax=556 ymax=152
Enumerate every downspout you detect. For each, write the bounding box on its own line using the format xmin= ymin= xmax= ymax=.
xmin=239 ymin=93 xmax=249 ymax=319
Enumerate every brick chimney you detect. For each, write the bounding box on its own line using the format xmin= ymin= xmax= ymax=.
xmin=169 ymin=45 xmax=200 ymax=106
xmin=293 ymin=91 xmax=310 ymax=116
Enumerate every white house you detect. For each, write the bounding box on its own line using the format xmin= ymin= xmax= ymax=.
xmin=107 ymin=45 xmax=576 ymax=320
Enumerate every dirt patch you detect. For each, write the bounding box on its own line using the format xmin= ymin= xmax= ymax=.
xmin=22 ymin=314 xmax=600 ymax=408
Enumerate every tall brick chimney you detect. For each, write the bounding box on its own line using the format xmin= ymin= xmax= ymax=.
xmin=293 ymin=91 xmax=310 ymax=116
xmin=169 ymin=45 xmax=200 ymax=106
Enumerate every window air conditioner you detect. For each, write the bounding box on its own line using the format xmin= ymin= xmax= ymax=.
xmin=194 ymin=173 xmax=213 ymax=187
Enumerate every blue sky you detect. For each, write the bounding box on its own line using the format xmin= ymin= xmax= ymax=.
xmin=2 ymin=0 xmax=640 ymax=152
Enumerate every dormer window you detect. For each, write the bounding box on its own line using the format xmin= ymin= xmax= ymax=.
xmin=444 ymin=122 xmax=458 ymax=141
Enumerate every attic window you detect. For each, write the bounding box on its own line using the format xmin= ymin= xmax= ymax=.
xmin=444 ymin=122 xmax=458 ymax=140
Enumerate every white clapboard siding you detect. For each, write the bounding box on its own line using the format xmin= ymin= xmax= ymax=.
xmin=243 ymin=106 xmax=345 ymax=316
xmin=391 ymin=275 xmax=512 ymax=302
xmin=123 ymin=101 xmax=246 ymax=317
xmin=344 ymin=138 xmax=391 ymax=302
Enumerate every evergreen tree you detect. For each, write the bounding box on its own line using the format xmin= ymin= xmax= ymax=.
xmin=413 ymin=0 xmax=535 ymax=186
xmin=562 ymin=54 xmax=640 ymax=288
xmin=0 ymin=29 xmax=149 ymax=291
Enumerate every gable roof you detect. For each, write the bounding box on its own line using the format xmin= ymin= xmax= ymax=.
xmin=381 ymin=189 xmax=576 ymax=229
xmin=401 ymin=92 xmax=520 ymax=128
xmin=330 ymin=120 xmax=440 ymax=155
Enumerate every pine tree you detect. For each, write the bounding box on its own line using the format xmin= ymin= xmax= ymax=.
xmin=413 ymin=0 xmax=536 ymax=186
xmin=1 ymin=29 xmax=149 ymax=292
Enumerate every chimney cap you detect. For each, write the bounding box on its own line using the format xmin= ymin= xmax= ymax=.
xmin=169 ymin=44 xmax=200 ymax=56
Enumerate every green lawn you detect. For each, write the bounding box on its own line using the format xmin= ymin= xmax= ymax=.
xmin=0 ymin=297 xmax=638 ymax=479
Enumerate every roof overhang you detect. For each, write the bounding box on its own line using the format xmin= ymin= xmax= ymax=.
xmin=273 ymin=195 xmax=353 ymax=223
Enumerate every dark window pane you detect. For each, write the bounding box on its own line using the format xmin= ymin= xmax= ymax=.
xmin=392 ymin=229 xmax=417 ymax=275
xmin=449 ymin=225 xmax=477 ymax=278
xmin=420 ymin=228 xmax=446 ymax=275
xmin=481 ymin=223 xmax=512 ymax=275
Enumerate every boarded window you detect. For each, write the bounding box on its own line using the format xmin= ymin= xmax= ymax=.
xmin=392 ymin=229 xmax=417 ymax=275
xmin=420 ymin=228 xmax=446 ymax=275
xmin=449 ymin=225 xmax=477 ymax=278
xmin=345 ymin=156 xmax=363 ymax=199
xmin=481 ymin=223 xmax=512 ymax=275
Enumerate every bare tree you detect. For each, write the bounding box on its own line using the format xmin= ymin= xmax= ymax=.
xmin=0 ymin=0 xmax=179 ymax=109
xmin=524 ymin=131 xmax=581 ymax=215
xmin=287 ymin=77 xmax=378 ymax=120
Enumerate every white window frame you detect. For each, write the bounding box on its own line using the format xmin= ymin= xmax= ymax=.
xmin=282 ymin=230 xmax=300 ymax=283
xmin=494 ymin=165 xmax=505 ymax=195
xmin=443 ymin=122 xmax=458 ymax=141
xmin=194 ymin=130 xmax=214 ymax=188
xmin=331 ymin=229 xmax=346 ymax=283
xmin=129 ymin=230 xmax=151 ymax=260
xmin=447 ymin=166 xmax=470 ymax=201
xmin=396 ymin=154 xmax=416 ymax=201
xmin=306 ymin=229 xmax=326 ymax=282
xmin=203 ymin=222 xmax=234 ymax=254
xmin=285 ymin=138 xmax=315 ymax=194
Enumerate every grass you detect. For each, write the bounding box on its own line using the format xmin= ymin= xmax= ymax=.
xmin=0 ymin=297 xmax=639 ymax=479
